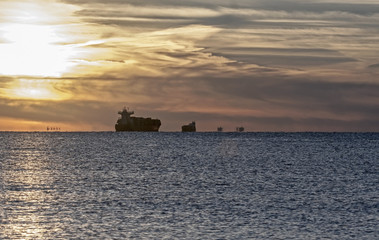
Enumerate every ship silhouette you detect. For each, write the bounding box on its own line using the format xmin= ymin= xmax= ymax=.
xmin=236 ymin=126 xmax=244 ymax=132
xmin=115 ymin=107 xmax=161 ymax=132
xmin=182 ymin=121 xmax=196 ymax=132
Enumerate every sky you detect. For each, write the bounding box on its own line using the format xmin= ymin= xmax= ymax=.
xmin=0 ymin=0 xmax=378 ymax=132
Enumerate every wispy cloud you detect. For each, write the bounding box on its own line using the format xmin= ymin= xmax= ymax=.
xmin=0 ymin=0 xmax=378 ymax=131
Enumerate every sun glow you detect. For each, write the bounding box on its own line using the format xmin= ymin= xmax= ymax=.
xmin=0 ymin=23 xmax=75 ymax=77
xmin=0 ymin=1 xmax=82 ymax=77
xmin=15 ymin=87 xmax=54 ymax=100
xmin=3 ymin=79 xmax=70 ymax=100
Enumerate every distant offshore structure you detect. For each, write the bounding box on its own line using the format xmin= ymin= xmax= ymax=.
xmin=115 ymin=107 xmax=161 ymax=132
xmin=47 ymin=126 xmax=61 ymax=131
xmin=236 ymin=126 xmax=244 ymax=132
xmin=182 ymin=121 xmax=196 ymax=132
xmin=217 ymin=127 xmax=223 ymax=132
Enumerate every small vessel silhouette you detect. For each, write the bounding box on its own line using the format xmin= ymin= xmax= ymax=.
xmin=236 ymin=126 xmax=244 ymax=132
xmin=182 ymin=121 xmax=196 ymax=132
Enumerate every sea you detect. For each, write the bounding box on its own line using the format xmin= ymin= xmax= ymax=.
xmin=0 ymin=132 xmax=378 ymax=239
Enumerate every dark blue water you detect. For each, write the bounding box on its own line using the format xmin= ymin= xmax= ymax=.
xmin=1 ymin=132 xmax=378 ymax=239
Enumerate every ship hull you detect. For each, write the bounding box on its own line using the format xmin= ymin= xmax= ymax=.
xmin=182 ymin=126 xmax=196 ymax=132
xmin=115 ymin=117 xmax=161 ymax=132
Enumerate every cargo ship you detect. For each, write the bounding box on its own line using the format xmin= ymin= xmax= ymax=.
xmin=115 ymin=107 xmax=161 ymax=132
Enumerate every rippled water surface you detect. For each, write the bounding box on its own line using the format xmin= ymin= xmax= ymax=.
xmin=1 ymin=132 xmax=378 ymax=239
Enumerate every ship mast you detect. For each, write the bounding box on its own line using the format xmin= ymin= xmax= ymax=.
xmin=118 ymin=107 xmax=134 ymax=125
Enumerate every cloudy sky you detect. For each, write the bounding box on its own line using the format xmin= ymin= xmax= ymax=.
xmin=0 ymin=0 xmax=378 ymax=131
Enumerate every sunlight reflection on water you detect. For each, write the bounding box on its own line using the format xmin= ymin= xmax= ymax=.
xmin=2 ymin=141 xmax=52 ymax=239
xmin=1 ymin=132 xmax=378 ymax=239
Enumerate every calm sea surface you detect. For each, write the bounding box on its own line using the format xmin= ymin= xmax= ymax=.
xmin=0 ymin=132 xmax=378 ymax=239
